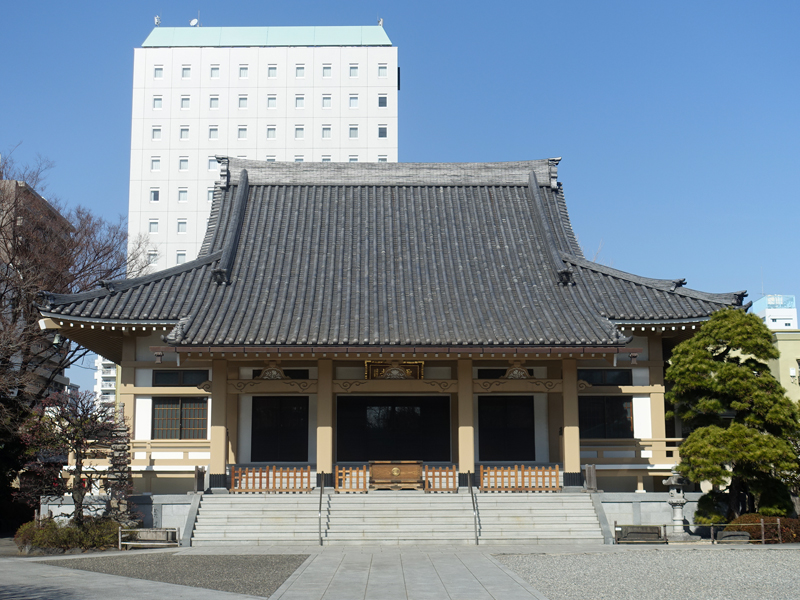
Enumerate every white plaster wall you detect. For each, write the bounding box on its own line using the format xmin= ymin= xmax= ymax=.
xmin=632 ymin=396 xmax=652 ymax=439
xmin=336 ymin=366 xmax=364 ymax=379
xmin=135 ymin=368 xmax=153 ymax=387
xmin=424 ymin=366 xmax=451 ymax=379
xmin=135 ymin=396 xmax=152 ymax=440
xmin=135 ymin=331 xmax=177 ymax=362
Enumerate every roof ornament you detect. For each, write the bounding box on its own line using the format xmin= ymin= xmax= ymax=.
xmin=259 ymin=361 xmax=286 ymax=380
xmin=670 ymin=278 xmax=686 ymax=292
xmin=378 ymin=17 xmax=384 ymax=27
xmin=557 ymin=267 xmax=575 ymax=286
xmin=163 ymin=315 xmax=191 ymax=344
xmin=212 ymin=169 xmax=250 ymax=286
xmin=36 ymin=291 xmax=55 ymax=309
xmin=97 ymin=280 xmax=117 ymax=295
xmin=380 ymin=361 xmax=412 ymax=379
xmin=503 ymin=362 xmax=530 ymax=379
xmin=733 ymin=291 xmax=748 ymax=306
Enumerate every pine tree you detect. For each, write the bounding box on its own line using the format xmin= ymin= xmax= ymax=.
xmin=666 ymin=307 xmax=800 ymax=519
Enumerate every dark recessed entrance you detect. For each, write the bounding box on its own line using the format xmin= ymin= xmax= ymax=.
xmin=337 ymin=395 xmax=450 ymax=462
xmin=252 ymin=396 xmax=309 ymax=462
xmin=478 ymin=395 xmax=536 ymax=461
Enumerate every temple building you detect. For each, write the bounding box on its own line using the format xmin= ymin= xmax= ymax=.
xmin=37 ymin=158 xmax=745 ymax=494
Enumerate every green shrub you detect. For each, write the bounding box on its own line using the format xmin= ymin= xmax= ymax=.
xmin=754 ymin=479 xmax=794 ymax=517
xmin=694 ymin=491 xmax=728 ymax=524
xmin=725 ymin=514 xmax=800 ymax=544
xmin=14 ymin=517 xmax=121 ymax=551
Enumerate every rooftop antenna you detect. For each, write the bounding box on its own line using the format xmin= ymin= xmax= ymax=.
xmin=378 ymin=17 xmax=384 ymax=27
xmin=190 ymin=11 xmax=201 ymax=27
xmin=154 ymin=15 xmax=161 ymax=27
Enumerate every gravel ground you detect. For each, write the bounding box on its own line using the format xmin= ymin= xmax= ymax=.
xmin=497 ymin=548 xmax=800 ymax=600
xmin=40 ymin=553 xmax=308 ymax=598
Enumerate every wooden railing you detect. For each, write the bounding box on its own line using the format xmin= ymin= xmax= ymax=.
xmin=424 ymin=465 xmax=458 ymax=493
xmin=230 ymin=465 xmax=313 ymax=493
xmin=335 ymin=465 xmax=369 ymax=493
xmin=479 ymin=465 xmax=560 ymax=492
xmin=580 ymin=438 xmax=682 ymax=465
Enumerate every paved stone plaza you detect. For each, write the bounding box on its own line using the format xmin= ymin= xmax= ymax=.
xmin=1 ymin=543 xmax=800 ymax=599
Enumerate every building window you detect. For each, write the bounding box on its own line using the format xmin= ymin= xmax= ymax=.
xmin=378 ymin=64 xmax=387 ymax=78
xmin=154 ymin=66 xmax=163 ymax=79
xmin=176 ymin=251 xmax=186 ymax=265
xmin=349 ymin=64 xmax=358 ymax=77
xmin=147 ymin=251 xmax=158 ymax=265
xmin=265 ymin=156 xmax=276 ymax=162
xmin=577 ymin=369 xmax=633 ymax=386
xmin=208 ymin=127 xmax=218 ymax=140
xmin=238 ymin=95 xmax=248 ymax=109
xmin=322 ymin=126 xmax=331 ymax=139
xmin=152 ymin=397 xmax=207 ymax=440
xmin=378 ymin=126 xmax=387 ymax=138
xmin=153 ymin=96 xmax=162 ymax=109
xmin=378 ymin=156 xmax=387 ymax=163
xmin=295 ymin=95 xmax=304 ymax=108
xmin=349 ymin=156 xmax=358 ymax=162
xmin=181 ymin=66 xmax=191 ymax=78
xmin=322 ymin=64 xmax=331 ymax=77
xmin=239 ymin=65 xmax=248 ymax=78
xmin=267 ymin=95 xmax=276 ymax=108
xmin=208 ymin=158 xmax=218 ymax=170
xmin=295 ymin=65 xmax=305 ymax=78
xmin=294 ymin=156 xmax=304 ymax=162
xmin=268 ymin=65 xmax=277 ymax=78
xmin=579 ymin=396 xmax=633 ymax=439
xmin=152 ymin=369 xmax=209 ymax=387
xmin=177 ymin=219 xmax=187 ymax=233
xmin=322 ymin=95 xmax=331 ymax=108
xmin=267 ymin=127 xmax=276 ymax=139
xmin=238 ymin=127 xmax=247 ymax=140
xmin=178 ymin=188 xmax=188 ymax=202
xmin=151 ymin=127 xmax=161 ymax=140
xmin=151 ymin=158 xmax=161 ymax=171
xmin=210 ymin=65 xmax=219 ymax=78
xmin=209 ymin=95 xmax=219 ymax=109
xmin=295 ymin=127 xmax=304 ymax=140
xmin=180 ymin=96 xmax=190 ymax=109
xmin=349 ymin=126 xmax=358 ymax=139
xmin=349 ymin=95 xmax=358 ymax=109
xmin=180 ymin=127 xmax=189 ymax=140
xmin=178 ymin=157 xmax=188 ymax=171
xmin=207 ymin=188 xmax=214 ymax=202
xmin=148 ymin=220 xmax=158 ymax=234
xmin=321 ymin=156 xmax=331 ymax=162
xmin=149 ymin=189 xmax=160 ymax=202
xmin=378 ymin=95 xmax=387 ymax=108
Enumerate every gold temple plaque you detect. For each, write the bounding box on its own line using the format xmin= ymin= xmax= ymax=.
xmin=365 ymin=361 xmax=424 ymax=380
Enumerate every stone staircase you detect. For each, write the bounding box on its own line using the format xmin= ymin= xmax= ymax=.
xmin=191 ymin=491 xmax=604 ymax=546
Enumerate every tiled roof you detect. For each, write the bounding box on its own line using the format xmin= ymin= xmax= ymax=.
xmin=39 ymin=159 xmax=744 ymax=349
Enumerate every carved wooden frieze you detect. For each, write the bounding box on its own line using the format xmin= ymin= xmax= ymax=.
xmin=334 ymin=379 xmax=457 ymax=394
xmin=225 ymin=379 xmax=317 ymax=394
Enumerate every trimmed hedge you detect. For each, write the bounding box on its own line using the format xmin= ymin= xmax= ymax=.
xmin=724 ymin=514 xmax=800 ymax=544
xmin=14 ymin=517 xmax=120 ymax=551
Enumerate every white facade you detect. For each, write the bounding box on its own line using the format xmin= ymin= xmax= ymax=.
xmin=93 ymin=354 xmax=117 ymax=405
xmin=752 ymin=294 xmax=797 ymax=330
xmin=129 ymin=26 xmax=399 ymax=270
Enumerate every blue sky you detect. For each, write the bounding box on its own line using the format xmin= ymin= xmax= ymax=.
xmin=2 ymin=1 xmax=798 ymax=389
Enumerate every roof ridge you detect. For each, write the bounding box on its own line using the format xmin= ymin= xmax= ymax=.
xmin=561 ymin=252 xmax=746 ymax=305
xmin=38 ymin=251 xmax=222 ymax=309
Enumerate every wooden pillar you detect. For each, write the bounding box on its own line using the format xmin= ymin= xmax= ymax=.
xmin=561 ymin=358 xmax=581 ymax=477
xmin=457 ymin=359 xmax=475 ymax=475
xmin=226 ymin=362 xmax=239 ymax=465
xmin=649 ymin=334 xmax=667 ymax=464
xmin=316 ymin=359 xmax=333 ymax=474
xmin=209 ymin=359 xmax=228 ymax=474
xmin=119 ymin=334 xmax=136 ymax=426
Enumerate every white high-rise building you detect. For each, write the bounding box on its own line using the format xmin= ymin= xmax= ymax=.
xmin=129 ymin=26 xmax=398 ymax=270
xmin=93 ymin=354 xmax=117 ymax=405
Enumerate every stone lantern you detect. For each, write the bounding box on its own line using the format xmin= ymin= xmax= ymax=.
xmin=662 ymin=469 xmax=689 ymax=535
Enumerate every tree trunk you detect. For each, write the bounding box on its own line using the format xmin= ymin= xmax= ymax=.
xmin=72 ymin=454 xmax=85 ymax=528
xmin=727 ymin=476 xmax=745 ymax=520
